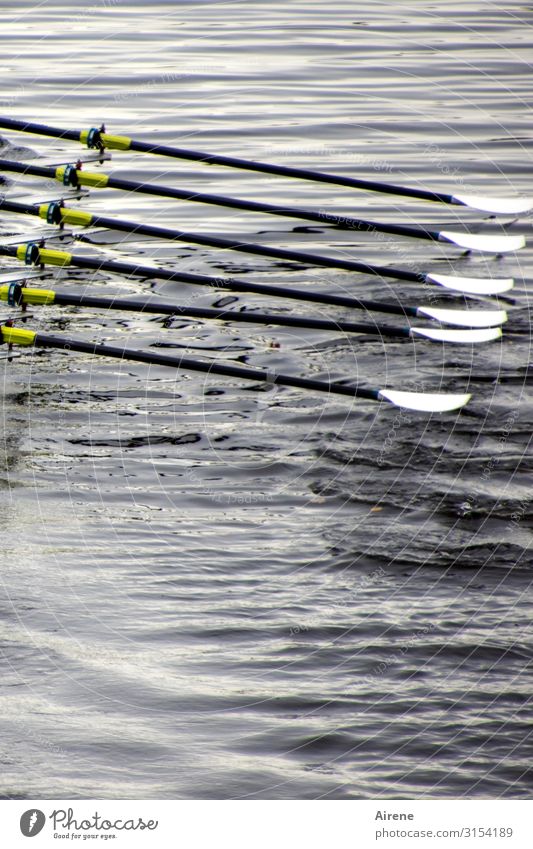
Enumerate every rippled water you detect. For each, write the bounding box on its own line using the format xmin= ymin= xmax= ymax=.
xmin=0 ymin=0 xmax=532 ymax=799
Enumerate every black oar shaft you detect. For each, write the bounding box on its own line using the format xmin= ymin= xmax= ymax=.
xmin=34 ymin=332 xmax=380 ymax=401
xmin=0 ymin=160 xmax=53 ymax=179
xmin=0 ymin=117 xmax=81 ymax=143
xmin=108 ymin=178 xmax=438 ymax=241
xmin=92 ymin=212 xmax=423 ymax=281
xmin=0 ymin=117 xmax=455 ymax=205
xmin=53 ymin=292 xmax=410 ymax=338
xmin=0 ymin=159 xmax=439 ymax=242
xmin=128 ymin=140 xmax=453 ymax=205
xmin=0 ymin=196 xmax=424 ymax=283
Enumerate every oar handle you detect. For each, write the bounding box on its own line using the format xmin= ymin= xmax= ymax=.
xmin=0 ymin=198 xmax=40 ymax=217
xmin=0 ymin=159 xmax=53 ymax=179
xmin=0 ymin=117 xmax=81 ymax=143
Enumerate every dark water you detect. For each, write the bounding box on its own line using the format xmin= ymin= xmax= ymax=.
xmin=0 ymin=1 xmax=532 ymax=799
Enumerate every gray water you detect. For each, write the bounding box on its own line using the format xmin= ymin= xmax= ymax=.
xmin=0 ymin=0 xmax=532 ymax=799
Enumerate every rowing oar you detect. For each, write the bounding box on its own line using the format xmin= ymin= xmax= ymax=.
xmin=0 ymin=159 xmax=524 ymax=253
xmin=0 ymin=198 xmax=516 ymax=296
xmin=0 ymin=240 xmax=511 ymax=326
xmin=0 ymin=285 xmax=501 ymax=344
xmin=0 ymin=117 xmax=530 ymax=216
xmin=0 ymin=323 xmax=472 ymax=412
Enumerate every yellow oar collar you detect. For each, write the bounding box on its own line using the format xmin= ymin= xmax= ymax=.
xmin=80 ymin=127 xmax=131 ymax=151
xmin=38 ymin=202 xmax=93 ymax=228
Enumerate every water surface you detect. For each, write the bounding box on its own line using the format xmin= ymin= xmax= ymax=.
xmin=0 ymin=0 xmax=532 ymax=799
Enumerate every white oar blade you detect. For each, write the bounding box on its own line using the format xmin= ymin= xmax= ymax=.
xmin=439 ymin=230 xmax=525 ymax=253
xmin=378 ymin=389 xmax=471 ymax=413
xmin=417 ymin=306 xmax=507 ymax=328
xmin=411 ymin=326 xmax=502 ymax=344
xmin=452 ymin=193 xmax=533 ymax=216
xmin=426 ymin=272 xmax=514 ymax=296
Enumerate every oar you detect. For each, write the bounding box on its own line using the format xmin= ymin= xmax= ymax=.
xmin=0 ymin=159 xmax=524 ymax=253
xmin=0 ymin=284 xmax=502 ymax=344
xmin=0 ymin=241 xmax=511 ymax=326
xmin=0 ymin=323 xmax=472 ymax=412
xmin=0 ymin=117 xmax=530 ymax=215
xmin=0 ymin=198 xmax=516 ymax=296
